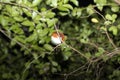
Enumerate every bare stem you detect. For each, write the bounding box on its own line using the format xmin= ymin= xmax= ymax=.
xmin=64 ymin=43 xmax=91 ymax=61
xmin=105 ymin=31 xmax=117 ymax=48
xmin=93 ymin=9 xmax=106 ymax=21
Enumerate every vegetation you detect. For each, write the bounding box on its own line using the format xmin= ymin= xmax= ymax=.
xmin=0 ymin=0 xmax=120 ymax=80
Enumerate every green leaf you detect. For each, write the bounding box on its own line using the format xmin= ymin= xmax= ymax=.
xmin=26 ymin=33 xmax=37 ymax=42
xmin=6 ymin=6 xmax=21 ymax=17
xmin=70 ymin=0 xmax=79 ymax=6
xmin=58 ymin=6 xmax=69 ymax=12
xmin=51 ymin=0 xmax=58 ymax=7
xmin=64 ymin=0 xmax=69 ymax=3
xmin=51 ymin=61 xmax=58 ymax=66
xmin=15 ymin=74 xmax=20 ymax=80
xmin=0 ymin=15 xmax=8 ymax=26
xmin=11 ymin=38 xmax=17 ymax=46
xmin=112 ymin=14 xmax=117 ymax=20
xmin=14 ymin=16 xmax=24 ymax=22
xmin=94 ymin=0 xmax=107 ymax=11
xmin=1 ymin=0 xmax=11 ymax=2
xmin=80 ymin=38 xmax=89 ymax=43
xmin=98 ymin=47 xmax=105 ymax=53
xmin=72 ymin=8 xmax=82 ymax=18
xmin=94 ymin=0 xmax=107 ymax=5
xmin=105 ymin=14 xmax=112 ymax=20
xmin=44 ymin=44 xmax=53 ymax=51
xmin=95 ymin=52 xmax=102 ymax=57
xmin=2 ymin=73 xmax=11 ymax=79
xmin=63 ymin=52 xmax=72 ymax=60
xmin=109 ymin=26 xmax=118 ymax=36
xmin=22 ymin=20 xmax=34 ymax=26
xmin=32 ymin=12 xmax=37 ymax=19
xmin=5 ymin=5 xmax=12 ymax=14
xmin=97 ymin=4 xmax=104 ymax=11
xmin=39 ymin=39 xmax=45 ymax=44
xmin=29 ymin=26 xmax=35 ymax=32
xmin=23 ymin=8 xmax=32 ymax=17
xmin=87 ymin=5 xmax=94 ymax=15
xmin=76 ymin=8 xmax=82 ymax=18
xmin=44 ymin=11 xmax=55 ymax=18
xmin=61 ymin=44 xmax=70 ymax=51
xmin=63 ymin=4 xmax=73 ymax=10
xmin=100 ymin=26 xmax=107 ymax=31
xmin=112 ymin=14 xmax=117 ymax=23
xmin=0 ymin=4 xmax=2 ymax=10
xmin=104 ymin=21 xmax=112 ymax=25
xmin=22 ymin=0 xmax=32 ymax=6
xmin=25 ymin=62 xmax=31 ymax=69
xmin=33 ymin=53 xmax=38 ymax=60
xmin=72 ymin=8 xmax=77 ymax=17
xmin=51 ymin=67 xmax=57 ymax=73
xmin=47 ymin=18 xmax=58 ymax=27
xmin=37 ymin=29 xmax=48 ymax=37
xmin=85 ymin=53 xmax=91 ymax=59
xmin=32 ymin=0 xmax=42 ymax=7
xmin=14 ymin=36 xmax=26 ymax=44
xmin=17 ymin=0 xmax=22 ymax=4
xmin=31 ymin=45 xmax=45 ymax=51
xmin=111 ymin=6 xmax=119 ymax=12
xmin=10 ymin=24 xmax=24 ymax=34
xmin=33 ymin=15 xmax=41 ymax=21
xmin=95 ymin=47 xmax=105 ymax=57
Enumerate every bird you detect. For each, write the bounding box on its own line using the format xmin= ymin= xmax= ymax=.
xmin=51 ymin=31 xmax=65 ymax=45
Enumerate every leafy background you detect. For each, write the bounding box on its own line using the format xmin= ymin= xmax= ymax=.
xmin=0 ymin=0 xmax=120 ymax=80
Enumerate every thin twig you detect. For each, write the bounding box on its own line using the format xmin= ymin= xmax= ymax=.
xmin=94 ymin=9 xmax=106 ymax=21
xmin=22 ymin=44 xmax=60 ymax=78
xmin=94 ymin=9 xmax=117 ymax=49
xmin=65 ymin=62 xmax=89 ymax=80
xmin=105 ymin=31 xmax=117 ymax=48
xmin=54 ymin=23 xmax=90 ymax=60
xmin=65 ymin=43 xmax=90 ymax=60
xmin=0 ymin=1 xmax=57 ymax=19
xmin=91 ymin=48 xmax=120 ymax=62
xmin=0 ymin=1 xmax=42 ymax=16
xmin=54 ymin=24 xmax=63 ymax=43
xmin=95 ymin=61 xmax=104 ymax=80
xmin=54 ymin=24 xmax=89 ymax=60
xmin=0 ymin=28 xmax=31 ymax=52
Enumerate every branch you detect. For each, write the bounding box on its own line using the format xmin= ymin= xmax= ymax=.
xmin=22 ymin=44 xmax=60 ymax=78
xmin=114 ymin=0 xmax=120 ymax=5
xmin=93 ymin=9 xmax=117 ymax=49
xmin=0 ymin=28 xmax=31 ymax=52
xmin=64 ymin=43 xmax=91 ymax=61
xmin=65 ymin=62 xmax=89 ymax=80
xmin=0 ymin=1 xmax=42 ymax=16
xmin=105 ymin=31 xmax=117 ymax=48
xmin=92 ymin=48 xmax=120 ymax=62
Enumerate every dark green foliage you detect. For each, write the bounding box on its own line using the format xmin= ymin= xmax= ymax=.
xmin=0 ymin=0 xmax=120 ymax=80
